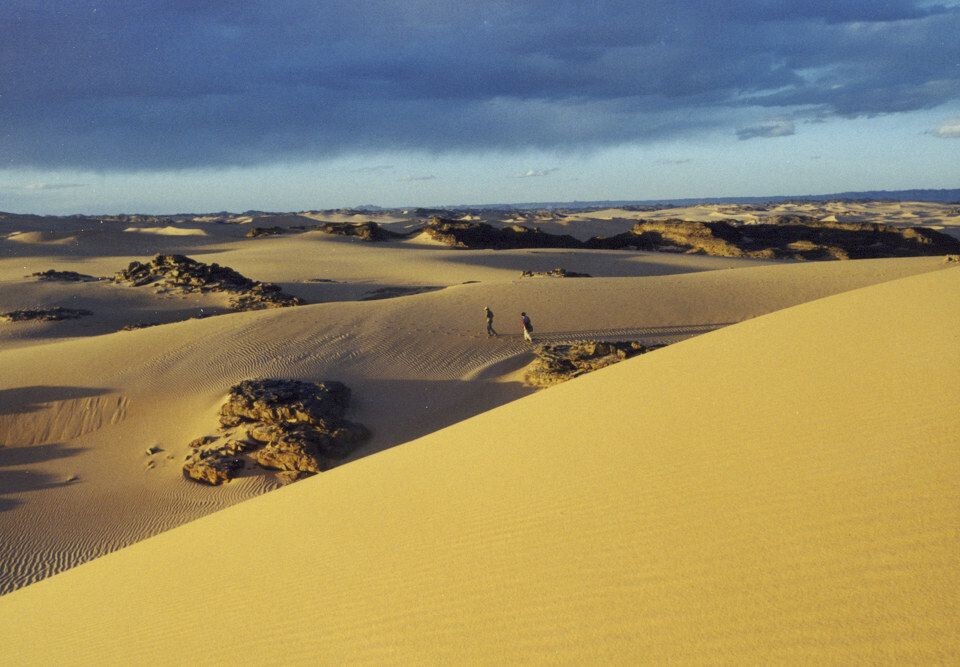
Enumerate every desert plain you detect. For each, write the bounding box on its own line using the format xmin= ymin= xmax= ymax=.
xmin=0 ymin=200 xmax=958 ymax=663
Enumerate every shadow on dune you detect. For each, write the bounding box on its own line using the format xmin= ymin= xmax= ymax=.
xmin=0 ymin=468 xmax=76 ymax=513
xmin=0 ymin=386 xmax=112 ymax=416
xmin=429 ymin=248 xmax=773 ymax=278
xmin=0 ymin=443 xmax=84 ymax=468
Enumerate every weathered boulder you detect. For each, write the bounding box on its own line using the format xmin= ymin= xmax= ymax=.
xmin=113 ymin=254 xmax=303 ymax=311
xmin=183 ymin=379 xmax=369 ymax=485
xmin=524 ymin=341 xmax=663 ymax=388
xmin=219 ymin=379 xmax=351 ymax=428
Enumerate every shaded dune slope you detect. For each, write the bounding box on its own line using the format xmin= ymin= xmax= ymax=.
xmin=1 ymin=267 xmax=957 ymax=663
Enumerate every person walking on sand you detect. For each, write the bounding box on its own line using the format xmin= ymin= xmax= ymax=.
xmin=521 ymin=311 xmax=534 ymax=344
xmin=484 ymin=306 xmax=497 ymax=337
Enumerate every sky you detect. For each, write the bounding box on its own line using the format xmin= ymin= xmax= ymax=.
xmin=1 ymin=1 xmax=959 ymax=214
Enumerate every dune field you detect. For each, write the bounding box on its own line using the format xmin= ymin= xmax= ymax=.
xmin=0 ymin=203 xmax=958 ymax=662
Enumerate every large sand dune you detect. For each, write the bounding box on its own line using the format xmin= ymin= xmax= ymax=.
xmin=1 ymin=263 xmax=956 ymax=663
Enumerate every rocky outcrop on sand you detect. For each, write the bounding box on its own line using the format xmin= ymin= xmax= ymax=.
xmin=245 ymin=225 xmax=314 ymax=238
xmin=29 ymin=270 xmax=100 ymax=282
xmin=520 ymin=267 xmax=592 ymax=278
xmin=1 ymin=307 xmax=93 ymax=322
xmin=626 ymin=218 xmax=960 ymax=259
xmin=318 ymin=221 xmax=405 ymax=241
xmin=113 ymin=254 xmax=303 ymax=310
xmin=183 ymin=379 xmax=369 ymax=485
xmin=423 ymin=217 xmax=960 ymax=259
xmin=246 ymin=221 xmax=404 ymax=241
xmin=425 ymin=217 xmax=582 ymax=249
xmin=524 ymin=341 xmax=663 ymax=388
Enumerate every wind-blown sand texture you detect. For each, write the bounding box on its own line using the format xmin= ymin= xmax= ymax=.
xmin=1 ymin=264 xmax=957 ymax=663
xmin=0 ymin=203 xmax=958 ymax=662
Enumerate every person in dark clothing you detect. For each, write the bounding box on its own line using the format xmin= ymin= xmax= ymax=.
xmin=484 ymin=306 xmax=497 ymax=337
xmin=520 ymin=311 xmax=533 ymax=343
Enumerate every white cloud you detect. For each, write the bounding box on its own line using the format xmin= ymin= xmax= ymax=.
xmin=0 ymin=182 xmax=86 ymax=192
xmin=514 ymin=167 xmax=559 ymax=178
xmin=931 ymin=118 xmax=960 ymax=138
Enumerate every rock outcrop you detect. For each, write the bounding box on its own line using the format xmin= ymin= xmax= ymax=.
xmin=318 ymin=222 xmax=405 ymax=241
xmin=113 ymin=254 xmax=303 ymax=311
xmin=524 ymin=341 xmax=663 ymax=388
xmin=520 ymin=267 xmax=592 ymax=278
xmin=245 ymin=221 xmax=404 ymax=241
xmin=423 ymin=217 xmax=960 ymax=259
xmin=1 ymin=307 xmax=93 ymax=322
xmin=183 ymin=379 xmax=369 ymax=485
xmin=424 ymin=217 xmax=582 ymax=250
xmin=245 ymin=225 xmax=314 ymax=238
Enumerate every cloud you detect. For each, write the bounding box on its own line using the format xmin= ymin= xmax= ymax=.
xmin=931 ymin=118 xmax=960 ymax=138
xmin=401 ymin=174 xmax=436 ymax=182
xmin=736 ymin=119 xmax=797 ymax=140
xmin=0 ymin=182 xmax=86 ymax=192
xmin=0 ymin=2 xmax=958 ymax=169
xmin=514 ymin=168 xmax=559 ymax=178
xmin=349 ymin=164 xmax=394 ymax=174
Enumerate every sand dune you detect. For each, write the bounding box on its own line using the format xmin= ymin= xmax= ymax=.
xmin=122 ymin=226 xmax=207 ymax=236
xmin=0 ymin=252 xmax=944 ymax=593
xmin=1 ymin=264 xmax=956 ymax=663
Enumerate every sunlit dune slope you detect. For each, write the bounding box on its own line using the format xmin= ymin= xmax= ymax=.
xmin=1 ymin=266 xmax=957 ymax=663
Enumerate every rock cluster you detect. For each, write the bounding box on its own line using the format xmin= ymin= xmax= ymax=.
xmin=245 ymin=221 xmax=404 ymax=241
xmin=1 ymin=307 xmax=93 ymax=322
xmin=245 ymin=225 xmax=314 ymax=238
xmin=425 ymin=217 xmax=582 ymax=249
xmin=423 ymin=217 xmax=960 ymax=259
xmin=29 ymin=270 xmax=100 ymax=282
xmin=524 ymin=341 xmax=662 ymax=388
xmin=113 ymin=254 xmax=303 ymax=310
xmin=183 ymin=379 xmax=369 ymax=485
xmin=318 ymin=222 xmax=405 ymax=241
xmin=520 ymin=267 xmax=592 ymax=278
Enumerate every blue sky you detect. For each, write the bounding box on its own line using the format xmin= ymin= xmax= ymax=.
xmin=1 ymin=1 xmax=959 ymax=214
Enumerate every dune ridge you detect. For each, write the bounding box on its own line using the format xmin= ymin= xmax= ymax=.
xmin=0 ymin=266 xmax=957 ymax=663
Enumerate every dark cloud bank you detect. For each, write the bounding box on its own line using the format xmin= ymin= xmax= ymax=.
xmin=1 ymin=1 xmax=958 ymax=170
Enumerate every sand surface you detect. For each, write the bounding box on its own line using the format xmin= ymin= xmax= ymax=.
xmin=0 ymin=204 xmax=958 ymax=661
xmin=1 ymin=262 xmax=957 ymax=664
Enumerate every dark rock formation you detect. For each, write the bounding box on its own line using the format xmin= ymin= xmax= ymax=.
xmin=183 ymin=379 xmax=369 ymax=485
xmin=245 ymin=225 xmax=314 ymax=238
xmin=29 ymin=270 xmax=100 ymax=282
xmin=1 ymin=307 xmax=93 ymax=322
xmin=425 ymin=217 xmax=582 ymax=249
xmin=422 ymin=216 xmax=960 ymax=259
xmin=626 ymin=218 xmax=960 ymax=259
xmin=245 ymin=221 xmax=404 ymax=241
xmin=113 ymin=254 xmax=303 ymax=311
xmin=520 ymin=267 xmax=592 ymax=278
xmin=524 ymin=341 xmax=663 ymax=388
xmin=318 ymin=222 xmax=405 ymax=241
